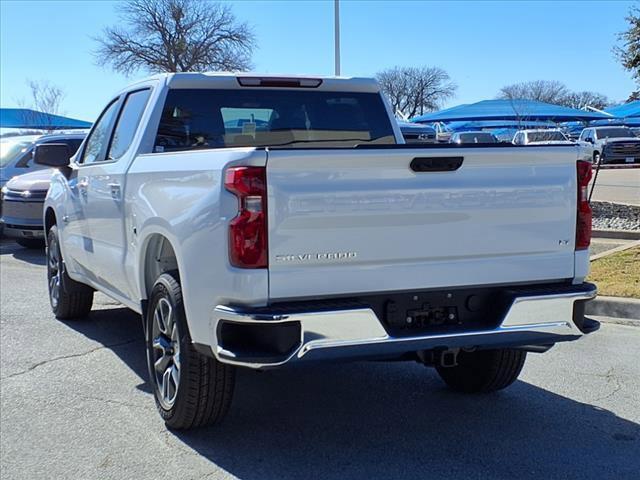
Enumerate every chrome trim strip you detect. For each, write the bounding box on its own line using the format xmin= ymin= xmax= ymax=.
xmin=210 ymin=285 xmax=597 ymax=368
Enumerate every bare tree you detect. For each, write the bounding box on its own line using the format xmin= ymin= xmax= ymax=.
xmin=498 ymin=80 xmax=569 ymax=105
xmin=94 ymin=0 xmax=255 ymax=74
xmin=614 ymin=5 xmax=640 ymax=90
xmin=16 ymin=80 xmax=66 ymax=133
xmin=498 ymin=80 xmax=611 ymax=111
xmin=562 ymin=91 xmax=610 ymax=110
xmin=376 ymin=66 xmax=457 ymax=118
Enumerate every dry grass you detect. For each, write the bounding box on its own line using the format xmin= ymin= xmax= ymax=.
xmin=589 ymin=246 xmax=640 ymax=298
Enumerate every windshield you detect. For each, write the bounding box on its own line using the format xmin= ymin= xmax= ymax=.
xmin=528 ymin=131 xmax=567 ymax=142
xmin=155 ymin=89 xmax=396 ymax=151
xmin=457 ymin=132 xmax=497 ymax=143
xmin=0 ymin=140 xmax=32 ymax=168
xmin=595 ymin=128 xmax=633 ymax=140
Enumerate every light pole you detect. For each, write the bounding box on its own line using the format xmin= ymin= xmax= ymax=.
xmin=334 ymin=0 xmax=341 ymax=76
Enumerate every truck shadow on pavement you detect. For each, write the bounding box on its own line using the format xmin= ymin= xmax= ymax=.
xmin=167 ymin=364 xmax=639 ymax=480
xmin=0 ymin=240 xmax=46 ymax=266
xmin=170 ymin=364 xmax=639 ymax=480
xmin=61 ymin=305 xmax=151 ymax=393
xmin=59 ymin=298 xmax=640 ymax=480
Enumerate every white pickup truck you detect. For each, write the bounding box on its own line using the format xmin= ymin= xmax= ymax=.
xmin=37 ymin=73 xmax=598 ymax=430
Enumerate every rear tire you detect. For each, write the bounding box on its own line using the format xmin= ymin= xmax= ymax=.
xmin=435 ymin=348 xmax=526 ymax=393
xmin=146 ymin=272 xmax=236 ymax=430
xmin=46 ymin=226 xmax=94 ymax=319
xmin=17 ymin=238 xmax=45 ymax=249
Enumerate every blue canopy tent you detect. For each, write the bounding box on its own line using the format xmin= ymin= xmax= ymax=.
xmin=586 ymin=101 xmax=640 ymax=127
xmin=0 ymin=108 xmax=91 ymax=129
xmin=604 ymin=100 xmax=640 ymax=119
xmin=411 ymin=99 xmax=610 ymax=124
xmin=590 ymin=117 xmax=640 ymax=127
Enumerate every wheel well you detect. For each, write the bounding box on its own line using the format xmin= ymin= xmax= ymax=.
xmin=143 ymin=234 xmax=179 ymax=299
xmin=44 ymin=208 xmax=56 ymax=235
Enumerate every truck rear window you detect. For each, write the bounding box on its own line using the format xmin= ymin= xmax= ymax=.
xmin=154 ymin=89 xmax=396 ymax=151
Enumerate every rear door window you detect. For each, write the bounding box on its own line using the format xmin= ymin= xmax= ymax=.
xmin=106 ymin=89 xmax=151 ymax=160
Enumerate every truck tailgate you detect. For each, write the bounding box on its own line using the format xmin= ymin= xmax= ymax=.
xmin=266 ymin=146 xmax=578 ymax=300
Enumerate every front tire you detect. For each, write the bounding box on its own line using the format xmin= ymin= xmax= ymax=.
xmin=146 ymin=272 xmax=236 ymax=430
xmin=435 ymin=348 xmax=526 ymax=393
xmin=46 ymin=226 xmax=94 ymax=319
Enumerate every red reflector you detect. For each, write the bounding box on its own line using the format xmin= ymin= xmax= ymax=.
xmin=575 ymin=161 xmax=592 ymax=250
xmin=225 ymin=167 xmax=268 ymax=268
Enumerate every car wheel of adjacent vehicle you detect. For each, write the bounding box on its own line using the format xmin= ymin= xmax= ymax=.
xmin=434 ymin=348 xmax=526 ymax=393
xmin=16 ymin=238 xmax=45 ymax=249
xmin=146 ymin=272 xmax=236 ymax=430
xmin=46 ymin=226 xmax=94 ymax=319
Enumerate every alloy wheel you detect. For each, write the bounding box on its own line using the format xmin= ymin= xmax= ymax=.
xmin=47 ymin=238 xmax=60 ymax=309
xmin=152 ymin=297 xmax=181 ymax=410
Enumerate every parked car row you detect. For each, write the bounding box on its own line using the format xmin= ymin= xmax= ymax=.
xmin=0 ymin=133 xmax=85 ymax=247
xmin=406 ymin=119 xmax=640 ymax=164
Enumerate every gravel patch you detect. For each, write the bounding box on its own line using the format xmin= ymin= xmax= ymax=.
xmin=591 ymin=201 xmax=640 ymax=231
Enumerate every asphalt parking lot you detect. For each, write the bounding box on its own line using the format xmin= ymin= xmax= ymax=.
xmin=589 ymin=168 xmax=640 ymax=206
xmin=1 ymin=239 xmax=639 ymax=480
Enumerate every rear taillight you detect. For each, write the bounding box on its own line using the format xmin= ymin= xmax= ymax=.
xmin=575 ymin=160 xmax=592 ymax=250
xmin=224 ymin=166 xmax=268 ymax=268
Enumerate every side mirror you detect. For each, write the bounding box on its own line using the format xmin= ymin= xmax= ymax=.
xmin=34 ymin=144 xmax=71 ymax=167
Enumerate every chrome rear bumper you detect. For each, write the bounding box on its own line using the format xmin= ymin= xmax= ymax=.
xmin=208 ymin=284 xmax=597 ymax=369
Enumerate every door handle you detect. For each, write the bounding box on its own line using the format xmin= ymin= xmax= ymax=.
xmin=410 ymin=157 xmax=463 ymax=172
xmin=108 ymin=182 xmax=121 ymax=199
xmin=77 ymin=177 xmax=89 ymax=195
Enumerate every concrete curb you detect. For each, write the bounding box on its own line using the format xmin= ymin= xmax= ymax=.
xmin=592 ymin=164 xmax=640 ymax=169
xmin=586 ymin=296 xmax=640 ymax=321
xmin=592 ymin=229 xmax=640 ymax=240
xmin=590 ymin=239 xmax=640 ymax=261
xmin=596 ymin=317 xmax=640 ymax=328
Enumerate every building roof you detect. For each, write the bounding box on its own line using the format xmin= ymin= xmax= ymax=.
xmin=0 ymin=108 xmax=92 ymax=129
xmin=411 ymin=99 xmax=610 ymax=123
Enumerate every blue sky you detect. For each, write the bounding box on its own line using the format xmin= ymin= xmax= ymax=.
xmin=0 ymin=0 xmax=635 ymax=122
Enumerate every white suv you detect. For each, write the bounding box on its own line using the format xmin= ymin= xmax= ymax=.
xmin=513 ymin=129 xmax=572 ymax=145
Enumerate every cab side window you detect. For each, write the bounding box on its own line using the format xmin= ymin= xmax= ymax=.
xmin=80 ymin=99 xmax=120 ymax=164
xmin=106 ymin=89 xmax=151 ymax=161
